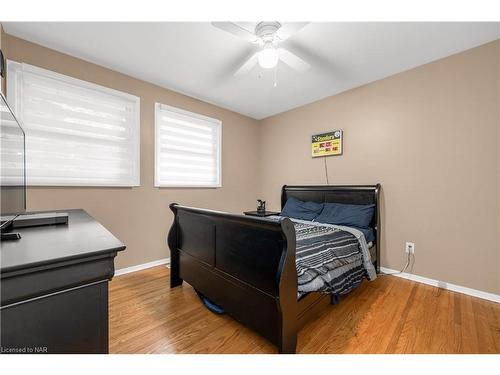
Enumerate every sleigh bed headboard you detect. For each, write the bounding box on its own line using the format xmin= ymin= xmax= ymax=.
xmin=281 ymin=184 xmax=381 ymax=271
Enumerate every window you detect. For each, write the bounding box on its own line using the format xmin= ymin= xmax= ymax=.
xmin=7 ymin=61 xmax=140 ymax=186
xmin=155 ymin=103 xmax=221 ymax=187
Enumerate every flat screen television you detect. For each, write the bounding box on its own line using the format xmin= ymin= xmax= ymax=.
xmin=0 ymin=91 xmax=26 ymax=231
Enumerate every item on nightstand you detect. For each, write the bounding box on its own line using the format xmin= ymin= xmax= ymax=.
xmin=257 ymin=199 xmax=266 ymax=213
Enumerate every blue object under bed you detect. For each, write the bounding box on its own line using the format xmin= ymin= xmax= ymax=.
xmin=195 ymin=290 xmax=225 ymax=314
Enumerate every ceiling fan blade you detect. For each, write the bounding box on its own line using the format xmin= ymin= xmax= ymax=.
xmin=211 ymin=22 xmax=258 ymax=43
xmin=276 ymin=22 xmax=309 ymax=41
xmin=278 ymin=48 xmax=310 ymax=72
xmin=234 ymin=53 xmax=258 ymax=76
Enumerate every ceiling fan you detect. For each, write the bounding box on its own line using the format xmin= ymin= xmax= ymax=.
xmin=211 ymin=22 xmax=311 ymax=77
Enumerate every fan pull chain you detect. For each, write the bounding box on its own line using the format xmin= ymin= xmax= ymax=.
xmin=273 ymin=64 xmax=278 ymax=87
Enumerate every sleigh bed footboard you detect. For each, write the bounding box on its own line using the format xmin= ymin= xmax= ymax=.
xmin=168 ymin=203 xmax=297 ymax=353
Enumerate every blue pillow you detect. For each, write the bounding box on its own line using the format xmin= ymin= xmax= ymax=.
xmin=354 ymin=226 xmax=375 ymax=243
xmin=281 ymin=197 xmax=324 ymax=221
xmin=316 ymin=203 xmax=375 ymax=228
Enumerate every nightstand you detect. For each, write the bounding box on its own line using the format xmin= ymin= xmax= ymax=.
xmin=243 ymin=210 xmax=280 ymax=217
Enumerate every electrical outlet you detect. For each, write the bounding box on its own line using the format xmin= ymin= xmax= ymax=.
xmin=405 ymin=242 xmax=415 ymax=254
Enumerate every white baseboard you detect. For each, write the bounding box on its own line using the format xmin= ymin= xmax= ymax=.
xmin=115 ymin=257 xmax=170 ymax=276
xmin=379 ymin=267 xmax=500 ymax=304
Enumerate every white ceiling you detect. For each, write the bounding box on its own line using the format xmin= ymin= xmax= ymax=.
xmin=3 ymin=22 xmax=499 ymax=119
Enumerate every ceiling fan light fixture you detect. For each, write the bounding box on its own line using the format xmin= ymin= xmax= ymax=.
xmin=257 ymin=44 xmax=279 ymax=69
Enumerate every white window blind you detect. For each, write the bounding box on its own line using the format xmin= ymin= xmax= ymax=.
xmin=7 ymin=61 xmax=140 ymax=186
xmin=155 ymin=103 xmax=221 ymax=188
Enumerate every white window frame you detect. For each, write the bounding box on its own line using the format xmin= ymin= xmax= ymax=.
xmin=7 ymin=60 xmax=141 ymax=187
xmin=154 ymin=103 xmax=222 ymax=188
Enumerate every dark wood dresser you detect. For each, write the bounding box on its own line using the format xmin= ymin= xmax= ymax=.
xmin=0 ymin=209 xmax=125 ymax=354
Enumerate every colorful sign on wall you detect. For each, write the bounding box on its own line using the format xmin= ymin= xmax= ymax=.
xmin=311 ymin=130 xmax=343 ymax=157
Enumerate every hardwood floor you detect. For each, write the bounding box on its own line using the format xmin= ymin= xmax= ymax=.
xmin=109 ymin=266 xmax=500 ymax=354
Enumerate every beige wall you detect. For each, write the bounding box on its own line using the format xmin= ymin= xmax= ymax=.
xmin=3 ymin=32 xmax=499 ymax=294
xmin=3 ymin=34 xmax=261 ymax=269
xmin=259 ymin=40 xmax=500 ymax=294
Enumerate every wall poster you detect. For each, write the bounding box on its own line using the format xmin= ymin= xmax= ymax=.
xmin=311 ymin=130 xmax=343 ymax=157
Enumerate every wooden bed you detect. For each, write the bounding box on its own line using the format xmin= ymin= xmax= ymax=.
xmin=168 ymin=184 xmax=381 ymax=353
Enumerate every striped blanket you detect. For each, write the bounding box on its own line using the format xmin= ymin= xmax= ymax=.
xmin=292 ymin=219 xmax=376 ymax=297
